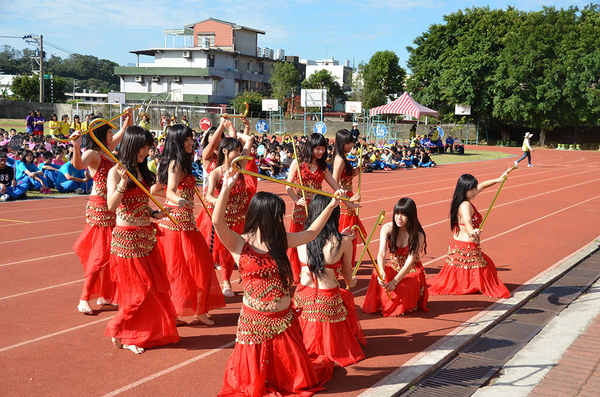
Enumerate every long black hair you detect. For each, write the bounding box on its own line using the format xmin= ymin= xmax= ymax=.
xmin=449 ymin=174 xmax=478 ymax=230
xmin=242 ymin=191 xmax=292 ymax=289
xmin=304 ymin=194 xmax=342 ymax=279
xmin=333 ymin=129 xmax=353 ymax=176
xmin=389 ymin=197 xmax=427 ymax=256
xmin=299 ymin=133 xmax=328 ymax=170
xmin=157 ymin=124 xmax=193 ymax=185
xmin=118 ymin=126 xmax=155 ymax=188
xmin=216 ymin=137 xmax=242 ymax=167
xmin=85 ymin=115 xmax=113 ymax=151
xmin=201 ymin=126 xmax=224 ymax=148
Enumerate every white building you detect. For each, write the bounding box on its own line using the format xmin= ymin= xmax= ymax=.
xmin=115 ymin=18 xmax=280 ymax=105
xmin=300 ymin=57 xmax=353 ymax=91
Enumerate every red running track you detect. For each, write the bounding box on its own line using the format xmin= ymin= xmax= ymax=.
xmin=0 ymin=147 xmax=599 ymax=396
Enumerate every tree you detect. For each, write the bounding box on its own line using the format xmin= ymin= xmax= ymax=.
xmin=301 ymin=69 xmax=344 ymax=108
xmin=269 ymin=62 xmax=299 ymax=107
xmin=362 ymin=50 xmax=405 ymax=109
xmin=10 ymin=74 xmax=39 ymax=102
xmin=230 ymin=90 xmax=264 ymax=115
xmin=348 ymin=62 xmax=365 ymax=102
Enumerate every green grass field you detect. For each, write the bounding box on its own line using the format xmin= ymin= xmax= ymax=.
xmin=0 ymin=118 xmax=27 ymax=131
xmin=433 ymin=150 xmax=513 ymax=164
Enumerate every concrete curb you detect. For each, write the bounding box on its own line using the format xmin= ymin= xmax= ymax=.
xmin=358 ymin=237 xmax=600 ymax=397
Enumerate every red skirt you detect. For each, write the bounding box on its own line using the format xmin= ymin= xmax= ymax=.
xmin=294 ymin=284 xmax=366 ymax=367
xmin=338 ymin=212 xmax=366 ymax=265
xmin=197 ymin=209 xmax=242 ymax=282
xmin=73 ymin=195 xmax=117 ymax=302
xmin=362 ymin=263 xmax=429 ymax=316
xmin=427 ymin=238 xmax=510 ymax=299
xmin=156 ymin=224 xmax=225 ymax=316
xmin=105 ymin=226 xmax=180 ymax=348
xmin=219 ymin=305 xmax=334 ymax=397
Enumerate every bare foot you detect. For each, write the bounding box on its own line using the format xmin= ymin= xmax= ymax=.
xmin=112 ymin=337 xmax=122 ymax=349
xmin=78 ymin=300 xmax=93 ymax=315
xmin=190 ymin=313 xmax=214 ymax=326
xmin=123 ymin=344 xmax=145 ymax=354
xmin=97 ymin=297 xmax=118 ymax=306
xmin=222 ymin=282 xmax=234 ymax=298
xmin=175 ymin=318 xmax=187 ymax=327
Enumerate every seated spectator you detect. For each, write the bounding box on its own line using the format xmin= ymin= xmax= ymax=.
xmin=0 ymin=152 xmax=28 ymax=201
xmin=52 ymin=147 xmax=66 ymax=166
xmin=400 ymin=149 xmax=416 ymax=169
xmin=258 ymin=155 xmax=275 ymax=177
xmin=38 ymin=151 xmax=60 ymax=188
xmin=419 ymin=148 xmax=437 ymax=167
xmin=445 ymin=135 xmax=455 ymax=153
xmin=454 ymin=139 xmax=465 ymax=155
xmin=381 ymin=148 xmax=397 ymax=170
xmin=55 ymin=161 xmax=92 ymax=193
xmin=16 ymin=149 xmax=51 ymax=193
xmin=370 ymin=149 xmax=386 ymax=170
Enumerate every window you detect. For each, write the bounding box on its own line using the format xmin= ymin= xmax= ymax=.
xmin=197 ymin=33 xmax=215 ymax=47
xmin=258 ymin=62 xmax=264 ymax=75
xmin=234 ymin=60 xmax=238 ymax=70
xmin=208 ymin=54 xmax=215 ymax=68
xmin=247 ymin=61 xmax=252 ymax=72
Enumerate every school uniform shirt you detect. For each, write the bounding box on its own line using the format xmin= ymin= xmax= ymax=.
xmin=56 ymin=162 xmax=84 ymax=185
xmin=33 ymin=116 xmax=45 ymax=133
xmin=71 ymin=121 xmax=82 ymax=131
xmin=60 ymin=121 xmax=70 ymax=136
xmin=16 ymin=162 xmax=39 ymax=180
xmin=0 ymin=165 xmax=15 ymax=185
xmin=49 ymin=120 xmax=61 ymax=135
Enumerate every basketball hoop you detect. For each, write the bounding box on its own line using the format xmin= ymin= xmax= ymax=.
xmin=350 ymin=106 xmax=356 ymax=112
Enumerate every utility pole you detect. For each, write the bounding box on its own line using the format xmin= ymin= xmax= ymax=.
xmin=23 ymin=34 xmax=44 ymax=103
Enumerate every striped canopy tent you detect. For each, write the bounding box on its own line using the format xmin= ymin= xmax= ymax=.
xmin=369 ymin=91 xmax=439 ymax=119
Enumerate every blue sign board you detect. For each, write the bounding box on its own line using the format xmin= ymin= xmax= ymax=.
xmin=257 ymin=144 xmax=266 ymax=156
xmin=256 ymin=119 xmax=269 ymax=133
xmin=374 ymin=124 xmax=387 ymax=138
xmin=313 ymin=122 xmax=327 ymax=135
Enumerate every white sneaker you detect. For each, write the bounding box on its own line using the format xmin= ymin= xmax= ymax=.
xmin=0 ymin=194 xmax=9 ymax=202
xmin=75 ymin=188 xmax=84 ymax=194
xmin=528 ymin=164 xmax=533 ymax=167
xmin=514 ymin=161 xmax=518 ymax=168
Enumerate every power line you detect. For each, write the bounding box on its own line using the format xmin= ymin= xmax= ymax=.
xmin=44 ymin=40 xmax=76 ymax=56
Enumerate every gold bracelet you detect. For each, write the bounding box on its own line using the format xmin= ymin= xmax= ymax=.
xmin=116 ymin=186 xmax=126 ymax=193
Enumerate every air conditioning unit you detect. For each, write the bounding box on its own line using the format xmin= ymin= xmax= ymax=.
xmin=152 ymin=76 xmax=160 ymax=82
xmin=173 ymin=76 xmax=181 ymax=83
xmin=182 ymin=50 xmax=191 ymax=58
xmin=134 ymin=75 xmax=143 ymax=83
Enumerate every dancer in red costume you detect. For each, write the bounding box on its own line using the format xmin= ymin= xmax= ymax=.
xmin=151 ymin=124 xmax=225 ymax=325
xmin=294 ymin=194 xmax=366 ymax=367
xmin=427 ymin=170 xmax=511 ymax=298
xmin=200 ymin=119 xmax=227 ymax=189
xmin=214 ymin=169 xmax=338 ymax=397
xmin=332 ymin=129 xmax=364 ymax=263
xmin=105 ymin=126 xmax=180 ymax=354
xmin=71 ymin=108 xmax=133 ymax=314
xmin=198 ymin=134 xmax=254 ymax=297
xmin=363 ymin=198 xmax=429 ymax=316
xmin=286 ymin=133 xmax=346 ymax=283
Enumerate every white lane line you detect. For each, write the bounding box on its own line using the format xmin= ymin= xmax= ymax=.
xmin=101 ymin=341 xmax=235 ymax=397
xmin=0 ymin=215 xmax=84 ymax=228
xmin=0 ymin=316 xmax=112 ymax=353
xmin=4 ymin=203 xmax=87 ymax=214
xmin=0 ymin=252 xmax=75 ymax=268
xmin=0 ymin=231 xmax=81 ymax=245
xmin=0 ymin=279 xmax=82 ymax=301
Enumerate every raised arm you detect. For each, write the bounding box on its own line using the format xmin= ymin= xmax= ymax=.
xmin=287 ymin=195 xmax=340 ymax=248
xmin=212 ymin=168 xmax=246 ymax=256
xmin=477 ymin=167 xmax=511 ymax=193
xmin=107 ymin=107 xmax=133 ymax=151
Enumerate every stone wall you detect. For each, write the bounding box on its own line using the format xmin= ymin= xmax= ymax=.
xmin=0 ymin=100 xmax=72 ymax=120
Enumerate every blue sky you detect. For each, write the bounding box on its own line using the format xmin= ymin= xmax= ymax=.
xmin=0 ymin=0 xmax=591 ymax=71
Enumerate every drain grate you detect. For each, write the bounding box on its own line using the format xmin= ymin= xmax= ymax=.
xmin=512 ymin=306 xmax=557 ymax=326
xmin=526 ymin=286 xmax=581 ymax=312
xmin=402 ymin=356 xmax=500 ymax=397
xmin=459 ymin=336 xmax=524 ymax=362
xmin=485 ymin=319 xmax=542 ymax=342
